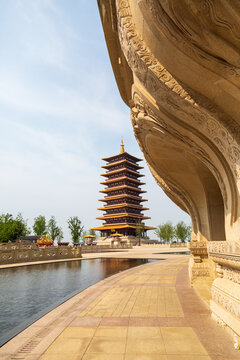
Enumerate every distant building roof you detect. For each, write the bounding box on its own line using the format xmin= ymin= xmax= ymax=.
xmin=17 ymin=236 xmax=41 ymax=243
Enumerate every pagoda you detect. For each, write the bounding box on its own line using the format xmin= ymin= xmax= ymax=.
xmin=92 ymin=141 xmax=155 ymax=245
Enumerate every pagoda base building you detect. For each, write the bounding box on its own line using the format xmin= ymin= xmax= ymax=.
xmin=92 ymin=141 xmax=155 ymax=246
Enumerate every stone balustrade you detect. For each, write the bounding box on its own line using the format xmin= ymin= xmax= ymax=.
xmin=207 ymin=241 xmax=240 ymax=336
xmin=81 ymin=244 xmax=132 ymax=253
xmin=0 ymin=243 xmax=81 ymax=265
xmin=208 ymin=241 xmax=240 ymax=271
xmin=141 ymin=243 xmax=188 ymax=248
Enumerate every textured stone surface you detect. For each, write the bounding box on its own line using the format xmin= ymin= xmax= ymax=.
xmin=97 ymin=0 xmax=240 ymax=335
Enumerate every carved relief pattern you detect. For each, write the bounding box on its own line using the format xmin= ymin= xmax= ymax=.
xmin=131 ymin=92 xmax=228 ymax=209
xmin=145 ymin=0 xmax=240 ymax=77
xmin=130 ymin=100 xmax=201 ymax=233
xmin=223 ymin=267 xmax=240 ymax=285
xmin=209 ymin=240 xmax=240 ymax=325
xmin=212 ymin=286 xmax=240 ymax=318
xmin=188 ymin=241 xmax=208 ymax=256
xmin=192 ymin=267 xmax=210 ymax=278
xmin=208 ymin=241 xmax=240 ymax=271
xmin=115 ymin=0 xmax=240 ymax=185
xmin=208 ymin=240 xmax=240 ymax=255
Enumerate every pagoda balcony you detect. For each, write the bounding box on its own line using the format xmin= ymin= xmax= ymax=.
xmin=103 ymin=205 xmax=142 ymax=214
xmin=105 ymin=173 xmax=140 ymax=181
xmin=100 ymin=199 xmax=138 ymax=206
xmin=102 ymin=218 xmax=150 ymax=225
xmin=100 ymin=176 xmax=145 ymax=186
xmin=92 ymin=224 xmax=156 ymax=231
xmin=101 ymin=179 xmax=144 ymax=189
xmin=97 ymin=214 xmax=151 ymax=221
xmin=102 ymin=173 xmax=142 ymax=181
xmin=100 ymin=185 xmax=146 ymax=193
xmin=100 ymin=189 xmax=143 ymax=197
xmin=104 ymin=182 xmax=142 ymax=189
xmin=103 ymin=219 xmax=144 ymax=225
xmin=101 ymin=168 xmax=144 ymax=178
xmin=102 ymin=199 xmax=146 ymax=206
xmin=99 ymin=194 xmax=148 ymax=202
xmin=104 ymin=208 xmax=142 ymax=214
xmin=98 ymin=203 xmax=149 ymax=210
xmin=101 ymin=192 xmax=144 ymax=198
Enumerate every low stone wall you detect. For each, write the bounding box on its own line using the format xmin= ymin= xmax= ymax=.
xmin=141 ymin=243 xmax=188 ymax=248
xmin=0 ymin=243 xmax=81 ymax=265
xmin=82 ymin=244 xmax=132 ymax=253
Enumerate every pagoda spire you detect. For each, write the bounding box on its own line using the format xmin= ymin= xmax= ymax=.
xmin=120 ymin=138 xmax=125 ymax=154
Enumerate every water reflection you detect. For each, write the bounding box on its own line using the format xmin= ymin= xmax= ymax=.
xmin=0 ymin=258 xmax=154 ymax=346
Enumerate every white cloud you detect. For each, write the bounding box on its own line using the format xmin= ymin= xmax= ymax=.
xmin=0 ymin=67 xmax=127 ymax=133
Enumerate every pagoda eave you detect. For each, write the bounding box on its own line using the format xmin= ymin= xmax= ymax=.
xmin=99 ymin=186 xmax=147 ymax=194
xmin=101 ymin=160 xmax=144 ymax=170
xmin=92 ymin=225 xmax=156 ymax=231
xmin=102 ymin=152 xmax=142 ymax=163
xmin=96 ymin=214 xmax=151 ymax=220
xmin=98 ymin=195 xmax=148 ymax=202
xmin=100 ymin=169 xmax=144 ymax=177
xmin=100 ymin=177 xmax=145 ymax=186
xmin=97 ymin=204 xmax=149 ymax=211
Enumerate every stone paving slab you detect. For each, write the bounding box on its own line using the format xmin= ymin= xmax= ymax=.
xmin=1 ymin=257 xmax=239 ymax=360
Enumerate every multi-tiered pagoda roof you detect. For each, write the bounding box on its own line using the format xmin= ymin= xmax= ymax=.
xmin=92 ymin=141 xmax=155 ymax=237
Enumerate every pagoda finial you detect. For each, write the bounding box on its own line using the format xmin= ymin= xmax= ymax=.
xmin=120 ymin=138 xmax=125 ymax=154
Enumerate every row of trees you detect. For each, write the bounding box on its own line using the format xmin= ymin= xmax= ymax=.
xmin=154 ymin=221 xmax=191 ymax=243
xmin=0 ymin=213 xmax=191 ymax=244
xmin=0 ymin=213 xmax=95 ymax=244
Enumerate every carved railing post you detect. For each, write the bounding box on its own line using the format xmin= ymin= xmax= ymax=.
xmin=188 ymin=240 xmax=212 ymax=285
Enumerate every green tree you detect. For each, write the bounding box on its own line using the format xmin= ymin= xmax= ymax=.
xmin=175 ymin=221 xmax=192 ymax=243
xmin=47 ymin=216 xmax=63 ymax=242
xmin=68 ymin=216 xmax=84 ymax=243
xmin=0 ymin=213 xmax=30 ymax=243
xmin=154 ymin=222 xmax=174 ymax=243
xmin=33 ymin=215 xmax=47 ymax=236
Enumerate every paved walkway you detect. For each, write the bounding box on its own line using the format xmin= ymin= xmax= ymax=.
xmin=1 ymin=257 xmax=239 ymax=360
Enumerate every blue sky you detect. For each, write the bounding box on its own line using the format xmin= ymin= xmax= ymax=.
xmin=0 ymin=0 xmax=190 ymax=239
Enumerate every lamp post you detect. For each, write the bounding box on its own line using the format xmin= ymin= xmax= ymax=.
xmin=138 ymin=219 xmax=141 ymax=246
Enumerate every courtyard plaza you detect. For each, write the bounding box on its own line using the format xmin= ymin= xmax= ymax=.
xmin=0 ymin=248 xmax=239 ymax=360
